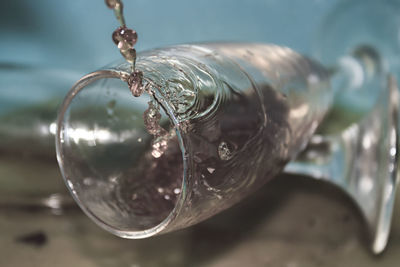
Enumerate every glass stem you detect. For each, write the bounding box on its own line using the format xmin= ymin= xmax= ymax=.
xmin=285 ymin=74 xmax=399 ymax=254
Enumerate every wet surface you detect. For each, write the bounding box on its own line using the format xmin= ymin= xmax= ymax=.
xmin=1 ymin=174 xmax=400 ymax=267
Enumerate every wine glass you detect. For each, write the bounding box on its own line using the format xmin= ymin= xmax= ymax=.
xmin=56 ymin=0 xmax=400 ymax=255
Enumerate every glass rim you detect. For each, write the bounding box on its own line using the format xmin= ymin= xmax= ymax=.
xmin=55 ymin=68 xmax=189 ymax=238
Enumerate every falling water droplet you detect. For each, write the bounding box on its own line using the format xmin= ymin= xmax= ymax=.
xmin=151 ymin=137 xmax=168 ymax=158
xmin=143 ymin=101 xmax=167 ymax=136
xmin=105 ymin=0 xmax=121 ymax=9
xmin=143 ymin=100 xmax=172 ymax=158
xmin=128 ymin=70 xmax=144 ymax=97
xmin=112 ymin=26 xmax=138 ymax=47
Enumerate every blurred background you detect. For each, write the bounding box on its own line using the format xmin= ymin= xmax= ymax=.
xmin=1 ymin=0 xmax=400 ymax=266
xmin=0 ymin=0 xmax=336 ymax=71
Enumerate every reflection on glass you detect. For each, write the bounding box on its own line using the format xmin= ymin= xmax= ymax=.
xmin=302 ymin=0 xmax=400 ymax=253
xmin=286 ymin=74 xmax=399 ymax=254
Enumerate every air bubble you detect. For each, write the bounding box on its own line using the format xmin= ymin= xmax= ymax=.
xmin=218 ymin=141 xmax=234 ymax=161
xmin=128 ymin=70 xmax=144 ymax=97
xmin=157 ymin=187 xmax=164 ymax=193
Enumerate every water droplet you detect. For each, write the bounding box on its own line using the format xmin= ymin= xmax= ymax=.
xmin=157 ymin=187 xmax=164 ymax=193
xmin=112 ymin=26 xmax=138 ymax=47
xmin=143 ymin=100 xmax=173 ymax=158
xmin=143 ymin=101 xmax=167 ymax=136
xmin=164 ymin=195 xmax=171 ymax=200
xmin=83 ymin=177 xmax=93 ymax=186
xmin=105 ymin=0 xmax=122 ymax=9
xmin=174 ymin=188 xmax=181 ymax=194
xmin=128 ymin=70 xmax=144 ymax=97
xmin=120 ymin=48 xmax=136 ymax=63
xmin=44 ymin=194 xmax=62 ymax=209
xmin=207 ymin=167 xmax=215 ymax=174
xmin=218 ymin=141 xmax=234 ymax=161
xmin=131 ymin=193 xmax=138 ymax=200
xmin=137 ymin=137 xmax=142 ymax=143
xmin=152 ymin=150 xmax=162 ymax=158
xmin=117 ymin=39 xmax=131 ymax=51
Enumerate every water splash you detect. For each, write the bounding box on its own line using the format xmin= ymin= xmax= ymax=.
xmin=143 ymin=101 xmax=167 ymax=136
xmin=143 ymin=100 xmax=176 ymax=158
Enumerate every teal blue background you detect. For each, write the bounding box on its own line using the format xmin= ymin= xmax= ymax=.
xmin=0 ymin=0 xmax=336 ymax=72
xmin=3 ymin=0 xmax=400 ymax=114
